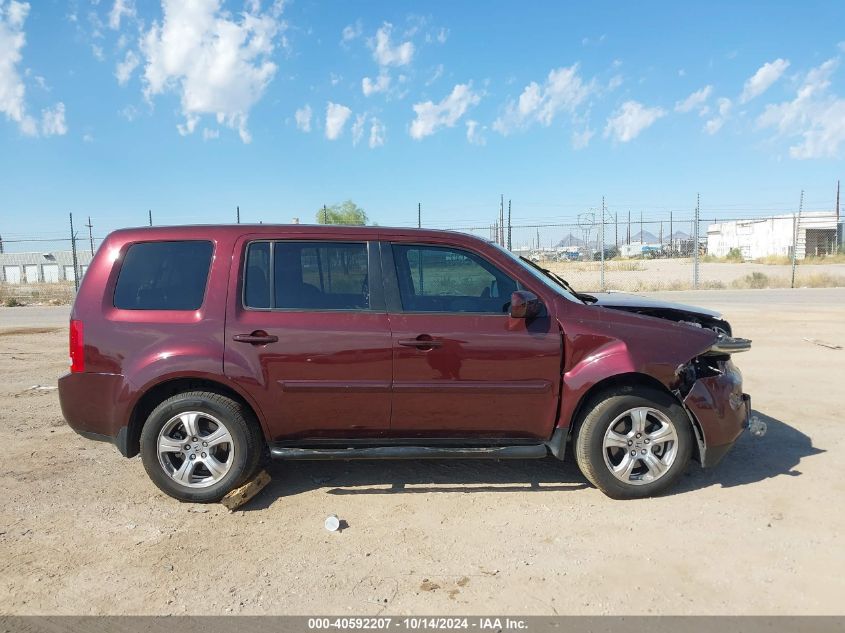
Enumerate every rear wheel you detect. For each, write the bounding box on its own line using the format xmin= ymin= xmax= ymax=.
xmin=574 ymin=387 xmax=692 ymax=499
xmin=140 ymin=391 xmax=264 ymax=502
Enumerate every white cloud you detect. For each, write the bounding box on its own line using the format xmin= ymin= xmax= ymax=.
xmin=115 ymin=49 xmax=139 ymax=86
xmin=465 ymin=119 xmax=486 ymax=146
xmin=704 ymin=97 xmax=732 ymax=135
xmin=493 ymin=65 xmax=595 ymax=135
xmin=0 ymin=1 xmax=65 ymax=137
xmin=603 ymin=100 xmax=665 ymax=142
xmin=139 ymin=0 xmax=285 ymax=143
xmin=757 ymin=58 xmax=845 ymax=158
xmin=108 ymin=0 xmax=135 ymax=30
xmin=369 ymin=117 xmax=385 ymax=148
xmin=294 ymin=104 xmax=311 ymax=132
xmin=341 ymin=20 xmax=362 ymax=43
xmin=571 ymin=127 xmax=594 ymax=149
xmin=435 ymin=27 xmax=448 ymax=44
xmin=362 ymin=71 xmax=390 ymax=96
xmin=370 ymin=22 xmax=414 ymax=67
xmin=40 ymin=101 xmax=67 ymax=136
xmin=0 ymin=0 xmax=35 ymax=134
xmin=426 ymin=63 xmax=443 ymax=86
xmin=740 ymin=58 xmax=790 ymax=103
xmin=325 ymin=101 xmax=352 ymax=140
xmin=351 ymin=113 xmax=365 ymax=145
xmin=202 ymin=127 xmax=219 ymax=141
xmin=675 ymin=85 xmax=712 ymax=113
xmin=82 ymin=132 xmax=94 ymax=142
xmin=91 ymin=44 xmax=105 ymax=61
xmin=607 ymin=74 xmax=623 ymax=91
xmin=409 ymin=83 xmax=481 ymax=140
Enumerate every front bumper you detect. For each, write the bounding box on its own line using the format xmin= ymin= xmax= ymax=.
xmin=683 ymin=363 xmax=750 ymax=468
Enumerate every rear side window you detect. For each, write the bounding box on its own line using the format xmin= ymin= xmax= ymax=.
xmin=244 ymin=241 xmax=369 ymax=310
xmin=113 ymin=241 xmax=213 ymax=310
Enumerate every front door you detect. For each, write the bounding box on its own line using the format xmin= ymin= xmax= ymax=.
xmin=385 ymin=242 xmax=562 ymax=440
xmin=224 ymin=238 xmax=392 ymax=440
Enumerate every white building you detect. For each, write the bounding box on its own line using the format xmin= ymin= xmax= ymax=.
xmin=707 ymin=212 xmax=839 ymax=260
xmin=0 ymin=250 xmax=94 ymax=284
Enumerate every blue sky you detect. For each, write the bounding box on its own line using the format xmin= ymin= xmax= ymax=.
xmin=1 ymin=0 xmax=844 ymax=249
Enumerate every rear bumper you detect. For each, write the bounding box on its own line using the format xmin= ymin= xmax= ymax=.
xmin=683 ymin=364 xmax=750 ymax=468
xmin=58 ymin=372 xmax=131 ymax=456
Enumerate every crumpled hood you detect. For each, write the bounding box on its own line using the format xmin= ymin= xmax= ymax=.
xmin=585 ymin=291 xmax=722 ymax=319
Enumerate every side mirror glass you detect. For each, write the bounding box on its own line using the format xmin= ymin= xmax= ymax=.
xmin=509 ymin=290 xmax=542 ymax=319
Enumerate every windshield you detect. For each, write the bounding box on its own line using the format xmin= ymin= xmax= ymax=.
xmin=489 ymin=243 xmax=585 ymax=304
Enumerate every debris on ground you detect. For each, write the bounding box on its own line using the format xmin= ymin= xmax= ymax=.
xmin=803 ymin=337 xmax=842 ymax=350
xmin=324 ymin=514 xmax=341 ymax=532
xmin=220 ymin=470 xmax=271 ymax=511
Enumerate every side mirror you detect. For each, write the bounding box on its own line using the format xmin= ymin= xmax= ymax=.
xmin=509 ymin=290 xmax=542 ymax=319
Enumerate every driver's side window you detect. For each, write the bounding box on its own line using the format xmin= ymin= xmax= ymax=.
xmin=393 ymin=244 xmax=517 ymax=313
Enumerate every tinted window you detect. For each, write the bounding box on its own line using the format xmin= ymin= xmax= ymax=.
xmin=114 ymin=241 xmax=213 ymax=310
xmin=393 ymin=244 xmax=517 ymax=313
xmin=243 ymin=241 xmax=370 ymax=310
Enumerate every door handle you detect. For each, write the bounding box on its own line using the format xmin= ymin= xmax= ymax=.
xmin=398 ymin=336 xmax=443 ymax=349
xmin=233 ymin=332 xmax=279 ymax=345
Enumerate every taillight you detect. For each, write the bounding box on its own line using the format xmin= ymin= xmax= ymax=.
xmin=69 ymin=319 xmax=84 ymax=373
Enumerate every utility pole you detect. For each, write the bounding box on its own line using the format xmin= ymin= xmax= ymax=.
xmin=627 ymin=211 xmax=631 ymax=245
xmin=417 ymin=202 xmax=421 ymax=228
xmin=499 ymin=194 xmax=505 ymax=246
xmin=640 ymin=210 xmax=644 ymax=244
xmin=84 ymin=216 xmax=94 ymax=255
xmin=792 ymin=190 xmax=804 ymax=288
xmin=237 ymin=206 xmax=240 ymax=224
xmin=507 ymin=199 xmax=512 ymax=250
xmin=693 ymin=194 xmax=700 ymax=289
xmin=323 ymin=204 xmax=328 ymax=224
xmin=69 ymin=213 xmax=80 ymax=291
xmin=614 ymin=213 xmax=618 ymax=248
xmin=148 ymin=210 xmax=152 ymax=226
xmin=836 ymin=180 xmax=841 ymax=253
xmin=669 ymin=211 xmax=674 ymax=257
xmin=0 ymin=234 xmax=4 ymax=254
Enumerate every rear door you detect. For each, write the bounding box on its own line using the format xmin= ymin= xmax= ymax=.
xmin=224 ymin=236 xmax=392 ymax=441
xmin=383 ymin=241 xmax=562 ymax=440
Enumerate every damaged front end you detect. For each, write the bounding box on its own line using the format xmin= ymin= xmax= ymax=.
xmin=674 ymin=337 xmax=758 ymax=467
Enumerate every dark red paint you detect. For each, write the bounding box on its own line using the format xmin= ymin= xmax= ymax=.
xmin=58 ymin=224 xmax=745 ymax=464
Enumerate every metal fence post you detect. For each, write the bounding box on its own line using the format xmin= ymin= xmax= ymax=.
xmin=693 ymin=193 xmax=700 ymax=289
xmin=600 ymin=196 xmax=606 ymax=291
xmin=69 ymin=212 xmax=80 ymax=292
xmin=791 ymin=190 xmax=804 ymax=289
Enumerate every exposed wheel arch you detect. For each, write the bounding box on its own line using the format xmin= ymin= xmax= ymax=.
xmin=126 ymin=377 xmax=266 ymax=458
xmin=565 ymin=372 xmax=704 ymax=464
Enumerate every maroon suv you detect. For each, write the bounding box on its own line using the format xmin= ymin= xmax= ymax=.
xmin=59 ymin=224 xmax=752 ymax=502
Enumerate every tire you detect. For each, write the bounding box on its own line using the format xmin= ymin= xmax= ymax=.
xmin=140 ymin=391 xmax=264 ymax=503
xmin=574 ymin=386 xmax=692 ymax=499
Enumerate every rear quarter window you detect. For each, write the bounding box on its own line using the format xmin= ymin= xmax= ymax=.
xmin=113 ymin=240 xmax=213 ymax=310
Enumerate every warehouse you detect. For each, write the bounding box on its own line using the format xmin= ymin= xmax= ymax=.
xmin=706 ymin=212 xmax=841 ymax=260
xmin=0 ymin=251 xmax=94 ymax=284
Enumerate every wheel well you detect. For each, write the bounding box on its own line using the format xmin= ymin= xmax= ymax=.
xmin=566 ymin=372 xmax=704 ymax=463
xmin=126 ymin=378 xmax=262 ymax=458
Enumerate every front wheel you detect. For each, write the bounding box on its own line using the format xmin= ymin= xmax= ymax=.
xmin=574 ymin=387 xmax=692 ymax=499
xmin=140 ymin=391 xmax=264 ymax=503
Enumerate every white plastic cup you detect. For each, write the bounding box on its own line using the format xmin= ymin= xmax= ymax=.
xmin=324 ymin=514 xmax=340 ymax=532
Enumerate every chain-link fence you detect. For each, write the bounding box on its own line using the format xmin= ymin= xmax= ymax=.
xmin=1 ymin=209 xmax=843 ymax=305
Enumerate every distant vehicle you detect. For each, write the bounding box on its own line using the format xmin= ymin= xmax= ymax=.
xmin=59 ymin=225 xmax=752 ymax=502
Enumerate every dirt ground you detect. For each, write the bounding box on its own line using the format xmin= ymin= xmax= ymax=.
xmin=546 ymin=258 xmax=845 ymax=292
xmin=1 ymin=288 xmax=843 ymax=616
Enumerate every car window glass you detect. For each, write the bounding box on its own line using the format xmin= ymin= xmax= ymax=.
xmin=244 ymin=241 xmax=369 ymax=310
xmin=393 ymin=244 xmax=516 ymax=313
xmin=113 ymin=240 xmax=213 ymax=310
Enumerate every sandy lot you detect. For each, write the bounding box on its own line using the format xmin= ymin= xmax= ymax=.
xmin=546 ymin=258 xmax=845 ymax=292
xmin=1 ymin=289 xmax=843 ymax=615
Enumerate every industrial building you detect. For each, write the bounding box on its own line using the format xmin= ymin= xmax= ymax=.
xmin=0 ymin=250 xmax=94 ymax=284
xmin=707 ymin=212 xmax=841 ymax=260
